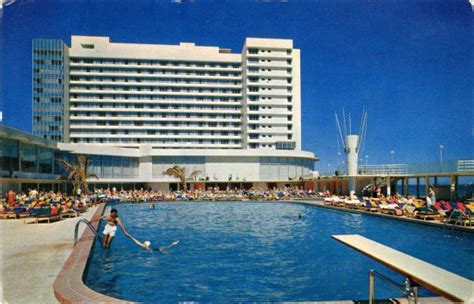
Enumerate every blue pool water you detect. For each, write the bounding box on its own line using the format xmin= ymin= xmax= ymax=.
xmin=85 ymin=202 xmax=474 ymax=302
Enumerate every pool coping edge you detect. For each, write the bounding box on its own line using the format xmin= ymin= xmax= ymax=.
xmin=53 ymin=203 xmax=131 ymax=303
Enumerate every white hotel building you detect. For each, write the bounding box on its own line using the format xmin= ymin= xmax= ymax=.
xmin=31 ymin=36 xmax=317 ymax=190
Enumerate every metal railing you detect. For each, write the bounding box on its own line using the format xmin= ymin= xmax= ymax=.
xmin=458 ymin=160 xmax=474 ymax=172
xmin=74 ymin=219 xmax=100 ymax=245
xmin=369 ymin=270 xmax=418 ymax=304
xmin=357 ymin=164 xmax=407 ymax=175
xmin=321 ymin=159 xmax=474 ymax=177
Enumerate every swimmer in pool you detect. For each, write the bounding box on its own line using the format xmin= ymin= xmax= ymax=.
xmin=95 ymin=208 xmax=130 ymax=248
xmin=128 ymin=235 xmax=152 ymax=251
xmin=128 ymin=235 xmax=180 ymax=253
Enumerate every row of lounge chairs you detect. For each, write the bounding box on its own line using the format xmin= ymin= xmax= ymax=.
xmin=322 ymin=196 xmax=474 ymax=227
xmin=121 ymin=191 xmax=318 ymax=202
xmin=1 ymin=205 xmax=85 ymax=224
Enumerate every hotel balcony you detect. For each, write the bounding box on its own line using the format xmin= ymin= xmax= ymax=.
xmin=247 ymin=109 xmax=292 ymax=116
xmin=69 ymin=125 xmax=241 ymax=131
xmin=69 ymin=107 xmax=241 ymax=114
xmin=245 ymin=52 xmax=292 ymax=60
xmin=246 ymin=70 xmax=290 ymax=78
xmin=70 ymin=80 xmax=241 ymax=89
xmin=69 ymin=61 xmax=242 ymax=72
xmin=69 ymin=88 xmax=242 ymax=98
xmin=246 ymin=61 xmax=290 ymax=68
xmin=69 ymin=70 xmax=242 ymax=81
xmin=246 ymin=80 xmax=292 ymax=87
xmin=247 ymin=117 xmax=292 ymax=125
xmin=68 ymin=133 xmax=241 ymax=139
xmin=69 ymin=97 xmax=242 ymax=106
xmin=246 ymin=91 xmax=292 ymax=97
xmin=69 ymin=116 xmax=241 ymax=123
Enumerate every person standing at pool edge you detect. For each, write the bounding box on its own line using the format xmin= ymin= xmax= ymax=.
xmin=96 ymin=208 xmax=130 ymax=248
xmin=427 ymin=185 xmax=436 ymax=209
xmin=93 ymin=208 xmax=153 ymax=250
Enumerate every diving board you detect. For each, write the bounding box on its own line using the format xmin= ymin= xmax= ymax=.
xmin=332 ymin=234 xmax=474 ymax=303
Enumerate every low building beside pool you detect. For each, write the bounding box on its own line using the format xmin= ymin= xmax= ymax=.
xmin=1 ymin=125 xmax=317 ymax=193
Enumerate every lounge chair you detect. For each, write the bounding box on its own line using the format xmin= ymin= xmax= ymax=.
xmin=344 ymin=198 xmax=361 ymax=209
xmin=60 ymin=208 xmax=79 ymax=219
xmin=359 ymin=199 xmax=379 ymax=212
xmin=414 ymin=206 xmax=440 ymax=221
xmin=1 ymin=209 xmax=17 ymax=219
xmin=403 ymin=205 xmax=417 ymax=218
xmin=451 ymin=204 xmax=474 ymax=226
xmin=24 ymin=208 xmax=62 ymax=224
xmin=13 ymin=207 xmax=30 ymax=219
xmin=379 ymin=203 xmax=403 ymax=216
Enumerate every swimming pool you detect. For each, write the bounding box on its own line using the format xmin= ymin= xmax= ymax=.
xmin=85 ymin=202 xmax=474 ymax=302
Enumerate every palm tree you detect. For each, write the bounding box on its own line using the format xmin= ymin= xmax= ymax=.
xmin=56 ymin=155 xmax=99 ymax=195
xmin=163 ymin=165 xmax=201 ymax=192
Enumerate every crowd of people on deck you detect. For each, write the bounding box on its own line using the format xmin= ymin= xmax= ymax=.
xmin=0 ymin=186 xmax=318 ymax=220
xmin=2 ymin=185 xmax=473 ymax=226
xmin=1 ymin=188 xmax=91 ymax=220
xmin=118 ymin=186 xmax=317 ymax=202
xmin=321 ymin=186 xmax=474 ymax=226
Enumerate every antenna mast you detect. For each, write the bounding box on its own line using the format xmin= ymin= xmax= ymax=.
xmin=335 ymin=112 xmax=346 ymax=151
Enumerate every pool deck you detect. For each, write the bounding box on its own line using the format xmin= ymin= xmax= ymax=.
xmin=0 ymin=206 xmax=98 ymax=303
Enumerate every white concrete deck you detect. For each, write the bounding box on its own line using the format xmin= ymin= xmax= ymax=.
xmin=0 ymin=207 xmax=98 ymax=303
xmin=333 ymin=234 xmax=474 ymax=303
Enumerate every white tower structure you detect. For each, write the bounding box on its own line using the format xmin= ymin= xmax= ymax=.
xmin=345 ymin=134 xmax=359 ymax=176
xmin=335 ymin=109 xmax=367 ymax=193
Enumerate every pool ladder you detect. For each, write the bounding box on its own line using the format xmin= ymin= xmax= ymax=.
xmin=443 ymin=210 xmax=469 ymax=230
xmin=74 ymin=219 xmax=100 ymax=245
xmin=368 ymin=270 xmax=418 ymax=304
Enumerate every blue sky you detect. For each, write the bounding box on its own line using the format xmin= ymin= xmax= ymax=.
xmin=0 ymin=0 xmax=472 ymax=172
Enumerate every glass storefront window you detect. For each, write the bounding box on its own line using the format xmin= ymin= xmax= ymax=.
xmin=88 ymin=155 xmax=102 ymax=177
xmin=0 ymin=138 xmax=19 ymax=174
xmin=38 ymin=147 xmax=54 ymax=174
xmin=21 ymin=143 xmax=38 ymax=173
